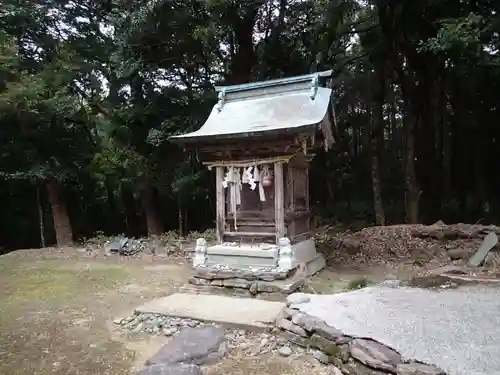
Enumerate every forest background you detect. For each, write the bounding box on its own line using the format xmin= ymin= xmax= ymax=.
xmin=1 ymin=0 xmax=499 ymax=251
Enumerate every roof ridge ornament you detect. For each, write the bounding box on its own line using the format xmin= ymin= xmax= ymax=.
xmin=216 ymin=88 xmax=227 ymax=112
xmin=309 ymin=73 xmax=319 ymax=100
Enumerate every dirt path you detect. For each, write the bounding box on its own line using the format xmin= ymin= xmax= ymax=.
xmin=0 ymin=248 xmax=418 ymax=375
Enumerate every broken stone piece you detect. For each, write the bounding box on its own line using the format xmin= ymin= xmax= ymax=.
xmin=429 ymin=265 xmax=468 ymax=276
xmin=275 ymin=318 xmax=308 ymax=337
xmin=291 ymin=313 xmax=343 ymax=341
xmin=162 ymin=327 xmax=178 ymax=336
xmin=331 ymin=344 xmax=350 ymax=363
xmin=222 ymin=278 xmax=252 ymax=288
xmin=309 ymin=349 xmax=329 ymax=364
xmin=447 ymin=248 xmax=469 ymax=260
xmin=310 ymin=334 xmax=340 ymax=357
xmin=349 ymin=338 xmax=402 ymax=373
xmin=276 ymin=307 xmax=296 ymax=321
xmin=468 ymin=231 xmax=498 ymax=267
xmin=249 ymin=283 xmax=258 ymax=294
xmin=342 ymin=359 xmax=389 ymax=375
xmin=286 ymin=293 xmax=310 ymax=306
xmin=278 ymin=346 xmax=293 ymax=357
xmin=105 ymin=237 xmax=128 ymax=252
xmin=396 ymin=362 xmax=446 ymax=375
xmin=137 ymin=364 xmax=202 ymax=375
xmin=280 ymin=330 xmax=310 ymax=348
xmin=290 ymin=312 xmax=318 ymax=330
xmin=146 ymin=326 xmax=227 ymax=366
xmin=312 ymin=321 xmax=344 ymax=342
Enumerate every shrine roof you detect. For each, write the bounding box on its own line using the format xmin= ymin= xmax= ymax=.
xmin=170 ymin=70 xmax=333 ymax=143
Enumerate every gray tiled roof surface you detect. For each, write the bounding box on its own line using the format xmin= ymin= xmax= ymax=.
xmin=171 ymin=71 xmax=333 ymax=141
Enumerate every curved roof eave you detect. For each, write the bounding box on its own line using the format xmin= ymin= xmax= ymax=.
xmin=171 ymin=86 xmax=332 ymax=143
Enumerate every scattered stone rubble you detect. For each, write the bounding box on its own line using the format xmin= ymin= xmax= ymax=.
xmin=274 ymin=294 xmax=446 ymax=375
xmin=114 ymin=313 xmax=203 ymax=335
xmin=103 ymin=236 xmax=149 ymax=256
xmin=117 ymin=300 xmax=446 ymax=375
xmin=317 ymin=221 xmax=500 ymax=275
xmin=135 ymin=324 xmax=339 ymax=375
xmin=82 ymin=230 xmax=217 ymax=257
xmin=410 ymin=221 xmax=500 ymax=240
xmin=114 ymin=311 xmax=289 ymax=357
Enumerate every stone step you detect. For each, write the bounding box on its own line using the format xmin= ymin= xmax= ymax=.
xmin=179 ymin=285 xmax=288 ymax=302
xmin=178 ymin=284 xmax=250 ymax=298
xmin=135 ymin=293 xmax=285 ymax=332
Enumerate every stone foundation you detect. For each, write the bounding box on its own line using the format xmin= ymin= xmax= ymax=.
xmin=276 ymin=298 xmax=446 ymax=375
xmin=187 ymin=265 xmax=305 ymax=300
xmin=188 ymin=235 xmax=325 ymax=300
xmin=193 ymin=264 xmax=295 ymax=281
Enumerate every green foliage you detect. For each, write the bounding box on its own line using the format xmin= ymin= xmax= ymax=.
xmin=346 ymin=277 xmax=374 ymax=291
xmin=1 ymin=0 xmax=500 ymax=251
xmin=421 ymin=13 xmax=489 ymax=54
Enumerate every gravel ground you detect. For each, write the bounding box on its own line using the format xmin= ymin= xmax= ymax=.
xmin=292 ymin=284 xmax=500 ymax=375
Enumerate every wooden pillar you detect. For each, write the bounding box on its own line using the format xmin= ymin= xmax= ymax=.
xmin=215 ymin=167 xmax=226 ymax=243
xmin=274 ymin=162 xmax=285 ymax=243
xmin=304 ymin=159 xmax=311 ymax=232
xmin=286 ymin=166 xmax=295 ymax=212
xmin=305 ymin=167 xmax=310 ymax=211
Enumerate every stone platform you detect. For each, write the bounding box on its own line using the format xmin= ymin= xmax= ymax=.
xmin=186 ymin=264 xmax=309 ymax=300
xmin=135 ymin=293 xmax=284 ymax=332
xmin=202 ymin=238 xmax=325 ymax=269
xmin=189 ymin=236 xmax=325 ymax=299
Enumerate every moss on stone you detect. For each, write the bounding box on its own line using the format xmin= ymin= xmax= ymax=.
xmin=310 ymin=334 xmax=340 ymax=357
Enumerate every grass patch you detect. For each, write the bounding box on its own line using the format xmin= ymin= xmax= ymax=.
xmin=345 ymin=277 xmax=373 ymax=291
xmin=0 ymin=259 xmax=135 ymax=375
xmin=308 ymin=275 xmax=344 ymax=294
xmin=0 ymin=261 xmax=129 ymax=309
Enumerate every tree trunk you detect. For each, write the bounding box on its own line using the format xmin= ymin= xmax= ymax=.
xmin=143 ymin=180 xmax=163 ymax=236
xmin=374 ymin=1 xmax=419 ymax=223
xmin=415 ymin=73 xmax=442 ymax=223
xmin=403 ymin=115 xmax=420 ymax=223
xmin=228 ymin=2 xmax=264 ymax=83
xmin=184 ymin=209 xmax=188 ymax=234
xmin=370 ymin=63 xmax=386 ymax=226
xmin=121 ymin=183 xmax=140 ymax=237
xmin=105 ymin=177 xmax=119 ymax=233
xmin=371 ymin=153 xmax=385 ymax=225
xmin=177 ymin=193 xmax=183 ymax=237
xmin=326 ymin=178 xmax=335 ymax=208
xmin=46 ymin=178 xmax=73 ymax=247
xmin=390 ymin=87 xmax=398 ymax=158
xmin=37 ymin=185 xmax=46 ymax=248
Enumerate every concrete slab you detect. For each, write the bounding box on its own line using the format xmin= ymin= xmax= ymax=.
xmin=291 ymin=239 xmax=318 ymax=266
xmin=305 ymin=254 xmax=326 ymax=276
xmin=135 ymin=293 xmax=284 ymax=332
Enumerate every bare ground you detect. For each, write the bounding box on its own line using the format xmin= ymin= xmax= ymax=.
xmin=0 ymin=246 xmax=413 ymax=375
xmin=2 ymin=221 xmax=494 ymax=375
